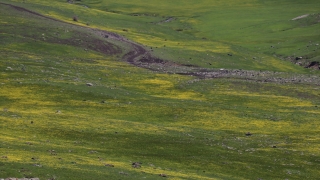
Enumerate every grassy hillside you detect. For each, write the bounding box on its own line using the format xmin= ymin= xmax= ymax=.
xmin=1 ymin=0 xmax=320 ymax=179
xmin=4 ymin=0 xmax=319 ymax=71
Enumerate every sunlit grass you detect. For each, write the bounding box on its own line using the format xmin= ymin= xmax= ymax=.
xmin=1 ymin=0 xmax=320 ymax=179
xmin=5 ymin=0 xmax=319 ymax=72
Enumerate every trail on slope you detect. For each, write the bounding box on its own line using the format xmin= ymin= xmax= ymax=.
xmin=1 ymin=2 xmax=319 ymax=85
xmin=0 ymin=2 xmax=153 ymax=64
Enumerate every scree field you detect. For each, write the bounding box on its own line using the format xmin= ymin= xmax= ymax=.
xmin=0 ymin=0 xmax=320 ymax=179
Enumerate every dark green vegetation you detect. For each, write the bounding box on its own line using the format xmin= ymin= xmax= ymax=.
xmin=1 ymin=0 xmax=320 ymax=179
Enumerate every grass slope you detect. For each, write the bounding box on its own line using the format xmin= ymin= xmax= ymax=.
xmin=0 ymin=0 xmax=320 ymax=180
xmin=3 ymin=0 xmax=320 ymax=71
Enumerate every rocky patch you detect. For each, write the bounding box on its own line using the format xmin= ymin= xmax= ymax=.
xmin=305 ymin=61 xmax=320 ymax=69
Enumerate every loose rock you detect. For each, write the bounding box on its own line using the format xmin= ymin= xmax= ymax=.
xmin=105 ymin=164 xmax=114 ymax=167
xmin=159 ymin=173 xmax=167 ymax=177
xmin=132 ymin=162 xmax=142 ymax=168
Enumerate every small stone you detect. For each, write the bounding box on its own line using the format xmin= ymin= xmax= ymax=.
xmin=88 ymin=150 xmax=98 ymax=154
xmin=105 ymin=164 xmax=114 ymax=167
xmin=119 ymin=171 xmax=128 ymax=175
xmin=159 ymin=173 xmax=167 ymax=177
xmin=33 ymin=163 xmax=42 ymax=167
xmin=86 ymin=83 xmax=93 ymax=86
xmin=245 ymin=132 xmax=252 ymax=136
xmin=73 ymin=16 xmax=78 ymax=21
xmin=132 ymin=162 xmax=142 ymax=168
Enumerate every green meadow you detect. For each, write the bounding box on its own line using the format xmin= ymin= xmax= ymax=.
xmin=1 ymin=0 xmax=320 ymax=179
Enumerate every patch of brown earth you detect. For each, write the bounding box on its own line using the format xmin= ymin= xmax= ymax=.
xmin=305 ymin=61 xmax=320 ymax=69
